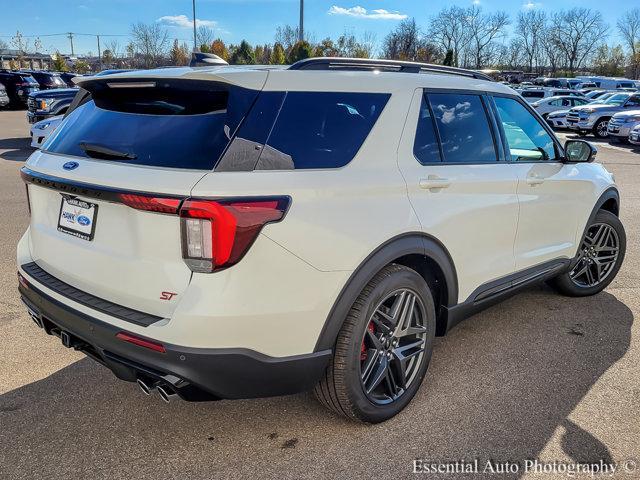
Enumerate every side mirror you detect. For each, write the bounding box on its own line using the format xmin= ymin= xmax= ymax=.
xmin=564 ymin=139 xmax=597 ymax=163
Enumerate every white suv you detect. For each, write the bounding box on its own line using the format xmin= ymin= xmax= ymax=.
xmin=17 ymin=59 xmax=626 ymax=423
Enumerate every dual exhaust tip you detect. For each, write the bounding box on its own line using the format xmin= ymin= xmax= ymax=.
xmin=137 ymin=378 xmax=177 ymax=403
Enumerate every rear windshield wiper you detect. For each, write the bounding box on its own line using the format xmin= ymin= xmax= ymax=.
xmin=79 ymin=142 xmax=137 ymax=160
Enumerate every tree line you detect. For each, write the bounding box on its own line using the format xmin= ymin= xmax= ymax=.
xmin=14 ymin=6 xmax=638 ymax=78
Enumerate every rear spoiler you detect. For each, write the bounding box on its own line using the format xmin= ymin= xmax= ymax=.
xmin=190 ymin=52 xmax=228 ymax=68
xmin=74 ymin=67 xmax=267 ymax=92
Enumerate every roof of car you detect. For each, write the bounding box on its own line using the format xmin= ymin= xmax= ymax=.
xmin=76 ymin=63 xmax=513 ymax=95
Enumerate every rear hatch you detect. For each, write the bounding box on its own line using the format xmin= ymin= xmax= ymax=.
xmin=23 ymin=69 xmax=267 ymax=318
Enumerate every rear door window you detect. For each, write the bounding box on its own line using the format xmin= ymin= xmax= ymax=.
xmin=255 ymin=91 xmax=390 ymax=170
xmin=43 ymin=80 xmax=258 ymax=170
xmin=427 ymin=92 xmax=497 ymax=163
xmin=413 ymin=94 xmax=441 ymax=164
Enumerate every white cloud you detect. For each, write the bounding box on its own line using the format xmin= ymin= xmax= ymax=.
xmin=522 ymin=1 xmax=542 ymax=9
xmin=157 ymin=15 xmax=216 ymax=29
xmin=472 ymin=0 xmax=481 ymax=5
xmin=328 ymin=5 xmax=407 ymax=20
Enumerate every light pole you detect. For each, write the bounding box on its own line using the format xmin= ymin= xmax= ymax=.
xmin=192 ymin=0 xmax=198 ymax=52
xmin=299 ymin=0 xmax=304 ymax=42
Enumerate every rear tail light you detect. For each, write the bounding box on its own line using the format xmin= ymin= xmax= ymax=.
xmin=118 ymin=193 xmax=181 ymax=214
xmin=113 ymin=192 xmax=289 ymax=272
xmin=180 ymin=197 xmax=290 ymax=272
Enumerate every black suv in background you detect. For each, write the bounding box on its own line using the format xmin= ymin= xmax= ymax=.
xmin=21 ymin=70 xmax=67 ymax=90
xmin=0 ymin=70 xmax=39 ymax=107
xmin=27 ymin=88 xmax=79 ymax=123
xmin=57 ymin=72 xmax=79 ymax=88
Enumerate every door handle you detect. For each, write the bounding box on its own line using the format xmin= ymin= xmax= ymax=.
xmin=419 ymin=175 xmax=451 ymax=191
xmin=526 ymin=174 xmax=545 ymax=186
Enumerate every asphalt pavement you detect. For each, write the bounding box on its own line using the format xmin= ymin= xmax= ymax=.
xmin=0 ymin=110 xmax=638 ymax=479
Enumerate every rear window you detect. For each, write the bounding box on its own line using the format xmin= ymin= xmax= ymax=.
xmin=521 ymin=91 xmax=544 ymax=98
xmin=254 ymin=91 xmax=389 ymax=170
xmin=43 ymin=80 xmax=258 ymax=170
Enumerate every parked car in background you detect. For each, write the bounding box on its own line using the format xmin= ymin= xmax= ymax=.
xmin=27 ymin=88 xmax=79 ymax=124
xmin=520 ymin=88 xmax=584 ymax=103
xmin=0 ymin=82 xmax=9 ymax=108
xmin=566 ymin=92 xmax=640 ymax=138
xmin=22 ymin=70 xmax=67 ymax=90
xmin=546 ymin=109 xmax=570 ymax=129
xmin=607 ymin=110 xmax=640 ymax=143
xmin=30 ymin=115 xmax=63 ymax=148
xmin=585 ymin=90 xmax=612 ymax=101
xmin=0 ymin=70 xmax=39 ymax=107
xmin=57 ymin=72 xmax=79 ymax=88
xmin=577 ymin=82 xmax=599 ymax=92
xmin=629 ymin=124 xmax=640 ymax=145
xmin=531 ymin=96 xmax=591 ymax=118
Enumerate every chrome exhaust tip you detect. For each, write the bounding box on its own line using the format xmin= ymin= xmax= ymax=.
xmin=137 ymin=378 xmax=156 ymax=396
xmin=157 ymin=385 xmax=177 ymax=403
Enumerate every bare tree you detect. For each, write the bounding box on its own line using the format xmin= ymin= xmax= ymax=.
xmin=130 ymin=22 xmax=169 ymax=68
xmin=0 ymin=39 xmax=8 ymax=50
xmin=105 ymin=39 xmax=122 ymax=60
xmin=465 ymin=6 xmax=510 ymax=68
xmin=196 ymin=26 xmax=215 ymax=50
xmin=275 ymin=25 xmax=301 ymax=52
xmin=618 ymin=8 xmax=640 ymax=78
xmin=382 ymin=18 xmax=418 ymax=60
xmin=540 ymin=23 xmax=563 ymax=74
xmin=360 ymin=31 xmax=377 ymax=59
xmin=549 ymin=8 xmax=608 ymax=72
xmin=516 ymin=10 xmax=546 ymax=73
xmin=428 ymin=7 xmax=470 ymax=67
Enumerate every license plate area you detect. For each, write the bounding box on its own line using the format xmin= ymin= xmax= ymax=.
xmin=57 ymin=196 xmax=98 ymax=241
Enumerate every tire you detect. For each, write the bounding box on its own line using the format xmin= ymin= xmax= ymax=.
xmin=593 ymin=118 xmax=610 ymax=139
xmin=314 ymin=264 xmax=436 ymax=423
xmin=549 ymin=210 xmax=626 ymax=297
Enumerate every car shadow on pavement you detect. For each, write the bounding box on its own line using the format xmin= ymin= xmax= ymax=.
xmin=0 ymin=286 xmax=633 ymax=479
xmin=0 ymin=137 xmax=33 ymax=161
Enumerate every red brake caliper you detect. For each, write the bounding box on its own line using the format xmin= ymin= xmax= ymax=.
xmin=361 ymin=321 xmax=375 ymax=361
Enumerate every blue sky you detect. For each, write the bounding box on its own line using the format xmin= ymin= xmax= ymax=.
xmin=0 ymin=0 xmax=634 ymax=56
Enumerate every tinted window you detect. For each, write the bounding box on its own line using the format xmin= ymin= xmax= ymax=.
xmin=215 ymin=91 xmax=286 ymax=171
xmin=255 ymin=91 xmax=389 ymax=170
xmin=493 ymin=96 xmax=558 ymax=162
xmin=626 ymin=95 xmax=640 ymax=107
xmin=427 ymin=93 xmax=497 ymax=163
xmin=44 ymin=81 xmax=258 ymax=170
xmin=522 ymin=91 xmax=544 ymax=98
xmin=413 ymin=94 xmax=441 ymax=164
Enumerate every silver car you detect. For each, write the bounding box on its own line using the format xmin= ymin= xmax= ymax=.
xmin=566 ymin=92 xmax=640 ymax=138
xmin=629 ymin=124 xmax=640 ymax=145
xmin=531 ymin=96 xmax=591 ymax=119
xmin=607 ymin=110 xmax=640 ymax=143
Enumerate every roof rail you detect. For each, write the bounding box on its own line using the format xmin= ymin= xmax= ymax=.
xmin=288 ymin=57 xmax=493 ymax=81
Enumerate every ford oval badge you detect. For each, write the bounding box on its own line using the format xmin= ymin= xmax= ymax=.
xmin=63 ymin=161 xmax=79 ymax=171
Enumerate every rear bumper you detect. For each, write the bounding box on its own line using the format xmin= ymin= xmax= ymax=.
xmin=18 ymin=278 xmax=331 ymax=400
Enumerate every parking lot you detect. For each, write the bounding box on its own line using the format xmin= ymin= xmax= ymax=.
xmin=0 ymin=109 xmax=638 ymax=479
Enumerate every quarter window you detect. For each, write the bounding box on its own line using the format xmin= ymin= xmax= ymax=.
xmin=256 ymin=91 xmax=390 ymax=170
xmin=493 ymin=96 xmax=558 ymax=162
xmin=427 ymin=93 xmax=497 ymax=163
